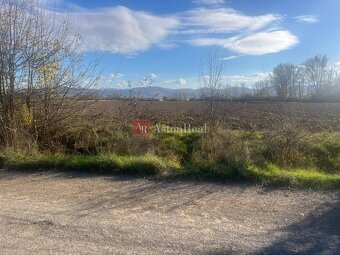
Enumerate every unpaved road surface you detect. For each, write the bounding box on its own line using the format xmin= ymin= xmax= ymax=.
xmin=0 ymin=170 xmax=339 ymax=255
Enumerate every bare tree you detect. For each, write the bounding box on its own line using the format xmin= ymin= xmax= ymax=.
xmin=288 ymin=66 xmax=299 ymax=98
xmin=254 ymin=79 xmax=271 ymax=97
xmin=198 ymin=50 xmax=224 ymax=123
xmin=295 ymin=65 xmax=307 ymax=99
xmin=304 ymin=55 xmax=328 ymax=96
xmin=240 ymin=82 xmax=246 ymax=98
xmin=271 ymin=63 xmax=296 ymax=100
xmin=0 ymin=0 xmax=100 ymax=149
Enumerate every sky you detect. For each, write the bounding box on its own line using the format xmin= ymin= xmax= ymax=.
xmin=56 ymin=0 xmax=340 ymax=89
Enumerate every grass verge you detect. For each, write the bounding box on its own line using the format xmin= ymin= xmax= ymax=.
xmin=1 ymin=152 xmax=339 ymax=189
xmin=246 ymin=164 xmax=340 ymax=189
xmin=2 ymin=152 xmax=180 ymax=176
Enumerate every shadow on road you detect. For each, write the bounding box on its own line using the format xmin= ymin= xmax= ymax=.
xmin=0 ymin=167 xmax=249 ymax=216
xmin=206 ymin=198 xmax=340 ymax=255
xmin=259 ymin=198 xmax=340 ymax=255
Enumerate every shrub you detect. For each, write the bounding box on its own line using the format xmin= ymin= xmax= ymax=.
xmin=192 ymin=127 xmax=246 ymax=165
xmin=302 ymin=133 xmax=340 ymax=173
xmin=261 ymin=121 xmax=308 ymax=167
xmin=155 ymin=133 xmax=200 ymax=163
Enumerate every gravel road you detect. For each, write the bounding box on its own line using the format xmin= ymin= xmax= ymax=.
xmin=0 ymin=169 xmax=339 ymax=255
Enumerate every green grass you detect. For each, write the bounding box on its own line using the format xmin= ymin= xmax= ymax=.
xmin=246 ymin=164 xmax=340 ymax=189
xmin=2 ymin=152 xmax=180 ymax=176
xmin=176 ymin=162 xmax=340 ymax=189
xmin=1 ymin=152 xmax=339 ymax=189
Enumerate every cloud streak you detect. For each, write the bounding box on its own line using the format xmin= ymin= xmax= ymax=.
xmin=164 ymin=78 xmax=187 ymax=85
xmin=61 ymin=4 xmax=298 ymax=56
xmin=72 ymin=6 xmax=178 ymax=55
xmin=191 ymin=31 xmax=298 ymax=55
xmin=183 ymin=8 xmax=282 ymax=33
xmin=222 ymin=72 xmax=271 ymax=86
xmin=225 ymin=31 xmax=298 ymax=55
xmin=294 ymin=15 xmax=319 ymax=24
xmin=219 ymin=55 xmax=242 ymax=61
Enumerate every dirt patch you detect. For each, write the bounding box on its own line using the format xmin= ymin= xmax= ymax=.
xmin=0 ymin=169 xmax=339 ymax=254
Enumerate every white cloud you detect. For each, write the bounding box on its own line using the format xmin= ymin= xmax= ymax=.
xmin=190 ymin=38 xmax=223 ymax=47
xmin=183 ymin=8 xmax=281 ymax=33
xmin=219 ymin=55 xmax=242 ymax=61
xmin=178 ymin=78 xmax=187 ymax=85
xmin=222 ymin=72 xmax=271 ymax=86
xmin=102 ymin=73 xmax=125 ymax=87
xmin=148 ymin=73 xmax=159 ymax=79
xmin=164 ymin=78 xmax=187 ymax=85
xmin=225 ymin=31 xmax=299 ymax=55
xmin=116 ymin=80 xmax=129 ymax=88
xmin=193 ymin=0 xmax=225 ymax=6
xmin=252 ymin=72 xmax=272 ymax=80
xmin=294 ymin=15 xmax=319 ymax=24
xmin=181 ymin=8 xmax=297 ymax=55
xmin=111 ymin=73 xmax=125 ymax=79
xmin=191 ymin=30 xmax=298 ymax=55
xmin=59 ymin=3 xmax=297 ymax=56
xmin=72 ymin=6 xmax=179 ymax=55
xmin=333 ymin=62 xmax=340 ymax=72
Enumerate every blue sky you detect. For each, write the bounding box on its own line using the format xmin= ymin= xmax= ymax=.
xmin=58 ymin=0 xmax=340 ymax=88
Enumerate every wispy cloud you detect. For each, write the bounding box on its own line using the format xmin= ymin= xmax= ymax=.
xmin=334 ymin=61 xmax=340 ymax=71
xmin=116 ymin=80 xmax=129 ymax=88
xmin=71 ymin=6 xmax=179 ymax=55
xmin=164 ymin=78 xmax=187 ymax=85
xmin=111 ymin=73 xmax=125 ymax=79
xmin=103 ymin=72 xmax=126 ymax=87
xmin=191 ymin=30 xmax=298 ymax=55
xmin=183 ymin=8 xmax=297 ymax=55
xmin=294 ymin=15 xmax=319 ymax=24
xmin=219 ymin=55 xmax=242 ymax=61
xmin=148 ymin=73 xmax=159 ymax=79
xmin=222 ymin=72 xmax=271 ymax=86
xmin=225 ymin=31 xmax=298 ymax=55
xmin=183 ymin=8 xmax=282 ymax=34
xmin=59 ymin=4 xmax=298 ymax=56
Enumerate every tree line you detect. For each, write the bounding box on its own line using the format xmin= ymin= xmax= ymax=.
xmin=254 ymin=55 xmax=340 ymax=101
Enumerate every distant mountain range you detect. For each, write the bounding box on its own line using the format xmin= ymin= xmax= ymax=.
xmin=87 ymin=86 xmax=256 ymax=100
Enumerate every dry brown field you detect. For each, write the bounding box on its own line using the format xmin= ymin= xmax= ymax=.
xmin=83 ymin=101 xmax=340 ymax=132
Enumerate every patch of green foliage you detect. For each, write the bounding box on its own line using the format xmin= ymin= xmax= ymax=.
xmin=247 ymin=164 xmax=340 ymax=189
xmin=1 ymin=130 xmax=340 ymax=189
xmin=179 ymin=160 xmax=247 ymax=181
xmin=156 ymin=132 xmax=201 ymax=162
xmin=3 ymin=152 xmax=180 ymax=176
xmin=301 ymin=132 xmax=340 ymax=173
xmin=2 ymin=151 xmax=339 ymax=189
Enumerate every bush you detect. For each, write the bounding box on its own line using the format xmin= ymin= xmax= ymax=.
xmin=301 ymin=133 xmax=340 ymax=173
xmin=260 ymin=121 xmax=308 ymax=167
xmin=155 ymin=133 xmax=200 ymax=163
xmin=192 ymin=127 xmax=244 ymax=164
